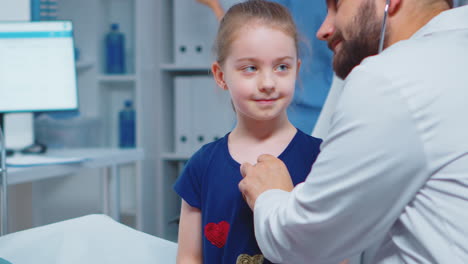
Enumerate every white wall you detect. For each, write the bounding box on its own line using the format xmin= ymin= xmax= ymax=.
xmin=0 ymin=0 xmax=30 ymax=21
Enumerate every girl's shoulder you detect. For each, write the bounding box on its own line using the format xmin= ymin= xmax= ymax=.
xmin=284 ymin=128 xmax=323 ymax=162
xmin=294 ymin=128 xmax=323 ymax=147
xmin=278 ymin=128 xmax=322 ymax=163
xmin=185 ymin=133 xmax=231 ymax=168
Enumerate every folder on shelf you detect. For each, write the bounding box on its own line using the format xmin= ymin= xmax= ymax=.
xmin=174 ymin=76 xmax=193 ymax=154
xmin=173 ymin=0 xmax=244 ymax=66
xmin=174 ymin=76 xmax=235 ymax=155
xmin=173 ymin=0 xmax=218 ymax=65
xmin=191 ymin=76 xmax=235 ymax=151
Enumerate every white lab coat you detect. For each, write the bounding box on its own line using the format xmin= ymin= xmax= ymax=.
xmin=312 ymin=75 xmax=344 ymax=139
xmin=253 ymin=6 xmax=468 ymax=264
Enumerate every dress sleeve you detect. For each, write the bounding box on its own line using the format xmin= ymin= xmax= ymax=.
xmin=173 ymin=149 xmax=205 ymax=209
xmin=253 ymin=66 xmax=429 ymax=264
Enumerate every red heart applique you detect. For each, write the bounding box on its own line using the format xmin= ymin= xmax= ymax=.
xmin=204 ymin=221 xmax=230 ymax=248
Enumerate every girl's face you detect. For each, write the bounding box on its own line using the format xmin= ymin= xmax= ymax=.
xmin=213 ymin=24 xmax=300 ymax=123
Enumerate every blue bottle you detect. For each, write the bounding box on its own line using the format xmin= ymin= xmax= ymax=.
xmin=105 ymin=23 xmax=125 ymax=74
xmin=119 ymin=100 xmax=135 ymax=148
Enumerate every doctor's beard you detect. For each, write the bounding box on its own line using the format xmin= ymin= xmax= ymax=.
xmin=331 ymin=0 xmax=388 ymax=80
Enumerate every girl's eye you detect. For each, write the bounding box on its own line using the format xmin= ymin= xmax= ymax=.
xmin=242 ymin=66 xmax=257 ymax=73
xmin=276 ymin=64 xmax=289 ymax=72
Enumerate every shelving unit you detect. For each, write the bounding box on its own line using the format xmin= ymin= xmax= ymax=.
xmin=75 ymin=60 xmax=95 ymax=71
xmin=160 ymin=63 xmax=211 ymax=73
xmin=23 ymin=0 xmax=161 ymax=235
xmin=97 ymin=74 xmax=137 ymax=83
xmin=161 ymin=152 xmax=192 ymax=162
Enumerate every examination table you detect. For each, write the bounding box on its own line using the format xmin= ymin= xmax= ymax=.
xmin=0 ymin=214 xmax=177 ymax=263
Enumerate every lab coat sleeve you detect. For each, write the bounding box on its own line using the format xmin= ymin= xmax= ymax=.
xmin=253 ymin=66 xmax=430 ymax=264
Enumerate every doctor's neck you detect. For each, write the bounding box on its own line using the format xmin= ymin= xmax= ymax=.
xmin=384 ymin=0 xmax=451 ymax=48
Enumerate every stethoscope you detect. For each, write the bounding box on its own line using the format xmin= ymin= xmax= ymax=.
xmin=378 ymin=0 xmax=391 ymax=53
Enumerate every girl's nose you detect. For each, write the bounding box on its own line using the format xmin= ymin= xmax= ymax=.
xmin=259 ymin=72 xmax=275 ymax=93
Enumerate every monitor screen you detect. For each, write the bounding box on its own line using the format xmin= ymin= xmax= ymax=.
xmin=0 ymin=21 xmax=78 ymax=113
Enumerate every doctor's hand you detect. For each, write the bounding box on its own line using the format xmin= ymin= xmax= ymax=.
xmin=239 ymin=154 xmax=294 ymax=210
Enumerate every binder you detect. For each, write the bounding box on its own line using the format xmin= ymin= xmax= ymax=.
xmin=173 ymin=0 xmax=216 ymax=65
xmin=32 ymin=0 xmax=58 ymax=21
xmin=174 ymin=76 xmax=235 ymax=155
xmin=173 ymin=0 xmax=243 ymax=66
xmin=190 ymin=76 xmax=235 ymax=151
xmin=174 ymin=76 xmax=193 ymax=154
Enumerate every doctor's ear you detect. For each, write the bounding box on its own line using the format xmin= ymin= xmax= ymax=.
xmin=211 ymin=61 xmax=228 ymax=90
xmin=386 ymin=0 xmax=402 ymax=15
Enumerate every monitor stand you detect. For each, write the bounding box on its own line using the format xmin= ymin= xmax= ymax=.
xmin=0 ymin=114 xmax=13 ymax=156
xmin=0 ymin=113 xmax=38 ymax=156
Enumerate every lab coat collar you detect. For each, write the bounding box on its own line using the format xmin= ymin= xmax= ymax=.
xmin=411 ymin=5 xmax=468 ymax=39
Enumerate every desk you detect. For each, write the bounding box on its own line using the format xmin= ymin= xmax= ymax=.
xmin=0 ymin=148 xmax=144 ymax=235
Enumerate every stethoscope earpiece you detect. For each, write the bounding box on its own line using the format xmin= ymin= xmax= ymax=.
xmin=378 ymin=0 xmax=391 ymax=53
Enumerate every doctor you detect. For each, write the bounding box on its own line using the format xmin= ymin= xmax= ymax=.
xmin=239 ymin=0 xmax=468 ymax=263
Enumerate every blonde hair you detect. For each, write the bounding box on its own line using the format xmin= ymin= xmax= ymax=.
xmin=214 ymin=0 xmax=299 ymax=66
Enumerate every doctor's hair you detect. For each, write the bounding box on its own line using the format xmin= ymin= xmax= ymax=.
xmin=213 ymin=0 xmax=300 ymax=66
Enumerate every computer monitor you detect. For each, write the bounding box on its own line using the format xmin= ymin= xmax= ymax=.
xmin=0 ymin=21 xmax=78 ymax=150
xmin=0 ymin=20 xmax=78 ymax=113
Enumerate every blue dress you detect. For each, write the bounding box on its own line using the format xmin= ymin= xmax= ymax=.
xmin=174 ymin=129 xmax=322 ymax=264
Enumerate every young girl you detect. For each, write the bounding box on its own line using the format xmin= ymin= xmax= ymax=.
xmin=174 ymin=1 xmax=322 ymax=263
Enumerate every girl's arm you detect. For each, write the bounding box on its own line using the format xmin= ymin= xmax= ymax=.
xmin=176 ymin=200 xmax=203 ymax=264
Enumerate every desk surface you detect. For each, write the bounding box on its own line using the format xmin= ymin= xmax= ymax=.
xmin=6 ymin=148 xmax=144 ymax=185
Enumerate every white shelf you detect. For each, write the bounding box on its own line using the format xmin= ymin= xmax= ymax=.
xmin=98 ymin=74 xmax=137 ymax=83
xmin=161 ymin=152 xmax=191 ymax=161
xmin=160 ymin=64 xmax=211 ymax=73
xmin=7 ymin=148 xmax=145 ymax=185
xmin=121 ymin=207 xmax=137 ymax=216
xmin=75 ymin=59 xmax=95 ymax=71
